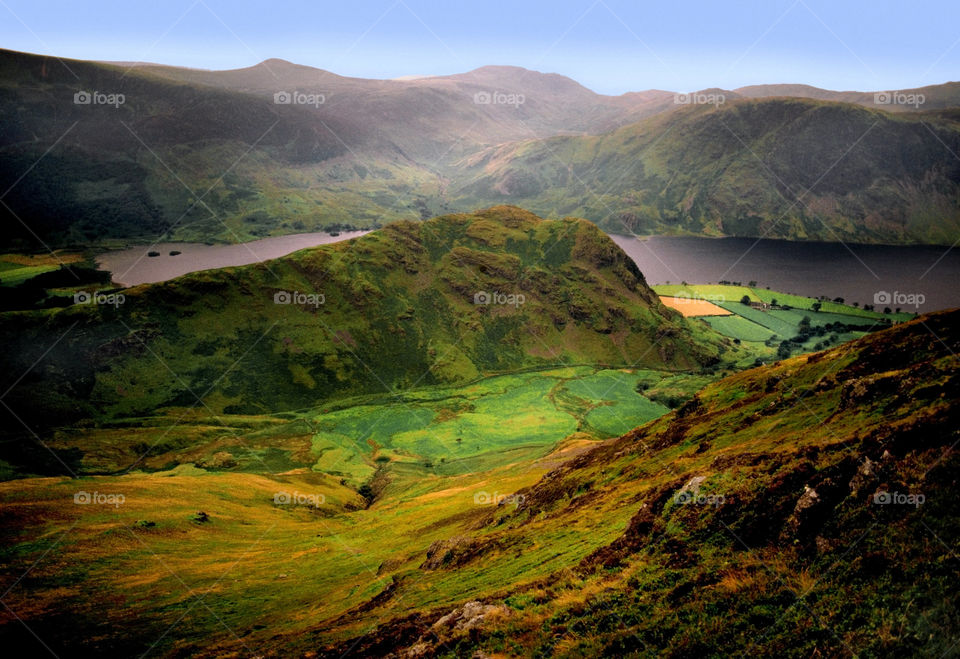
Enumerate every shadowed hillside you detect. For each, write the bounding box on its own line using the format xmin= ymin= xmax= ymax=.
xmin=3 ymin=48 xmax=960 ymax=248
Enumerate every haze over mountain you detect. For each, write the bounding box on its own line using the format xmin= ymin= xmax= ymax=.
xmin=2 ymin=48 xmax=960 ymax=248
xmin=455 ymin=97 xmax=960 ymax=244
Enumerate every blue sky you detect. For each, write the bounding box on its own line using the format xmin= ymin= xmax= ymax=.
xmin=1 ymin=0 xmax=958 ymax=94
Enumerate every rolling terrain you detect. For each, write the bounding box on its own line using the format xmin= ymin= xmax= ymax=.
xmin=0 ymin=300 xmax=955 ymax=657
xmin=303 ymin=308 xmax=960 ymax=657
xmin=0 ymin=207 xmax=739 ymax=476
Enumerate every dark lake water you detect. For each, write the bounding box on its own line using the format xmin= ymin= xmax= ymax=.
xmin=98 ymin=230 xmax=959 ymax=313
xmin=97 ymin=231 xmax=369 ymax=286
xmin=611 ymin=235 xmax=960 ymax=313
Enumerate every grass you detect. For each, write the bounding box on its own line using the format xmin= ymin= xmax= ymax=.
xmin=651 ymin=284 xmax=904 ymax=363
xmin=1 ymin=310 xmax=955 ymax=657
xmin=703 ymin=315 xmax=776 ymax=342
xmin=0 ymin=253 xmax=85 ymax=286
xmin=561 ymin=370 xmax=670 ymax=436
xmin=653 ymin=284 xmax=760 ymax=304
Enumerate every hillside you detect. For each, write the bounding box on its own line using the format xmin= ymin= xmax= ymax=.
xmin=0 ymin=50 xmax=657 ymax=249
xmin=0 ymin=48 xmax=445 ymax=248
xmin=307 ymin=308 xmax=960 ymax=657
xmin=452 ymin=97 xmax=960 ymax=244
xmin=735 ymin=81 xmax=960 ymax=111
xmin=0 ymin=207 xmax=736 ymax=459
xmin=0 ymin=304 xmax=954 ymax=656
xmin=3 ymin=48 xmax=960 ymax=249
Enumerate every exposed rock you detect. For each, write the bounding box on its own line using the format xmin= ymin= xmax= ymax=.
xmin=431 ymin=601 xmax=508 ymax=633
xmin=848 ymin=456 xmax=876 ymax=496
xmin=420 ymin=535 xmax=499 ymax=571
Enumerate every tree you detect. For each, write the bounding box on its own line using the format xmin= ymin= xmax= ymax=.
xmin=740 ymin=295 xmax=751 ymax=305
xmin=811 ymin=302 xmax=822 ymax=312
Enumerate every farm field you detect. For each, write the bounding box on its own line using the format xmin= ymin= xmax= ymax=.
xmin=659 ymin=295 xmax=731 ymax=316
xmin=0 ymin=252 xmax=84 ymax=287
xmin=654 ymin=284 xmax=908 ymax=362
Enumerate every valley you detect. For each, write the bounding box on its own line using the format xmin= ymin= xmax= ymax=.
xmin=1 ymin=206 xmax=955 ymax=656
xmin=1 ymin=19 xmax=959 ymax=656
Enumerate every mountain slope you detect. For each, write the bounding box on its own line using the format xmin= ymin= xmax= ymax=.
xmin=305 ymin=308 xmax=960 ymax=657
xmin=0 ymin=206 xmax=735 ymax=446
xmin=736 ymin=81 xmax=960 ymax=111
xmin=0 ymin=48 xmax=429 ymax=247
xmin=0 ymin=50 xmax=691 ymax=249
xmin=4 ymin=48 xmax=960 ymax=248
xmin=452 ymin=97 xmax=960 ymax=244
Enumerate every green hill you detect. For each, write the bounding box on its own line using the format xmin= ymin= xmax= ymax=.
xmin=0 ymin=207 xmax=737 ymax=455
xmin=0 ymin=304 xmax=953 ymax=657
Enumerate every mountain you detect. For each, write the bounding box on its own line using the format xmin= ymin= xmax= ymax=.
xmin=0 ymin=49 xmax=674 ymax=249
xmin=300 ymin=308 xmax=960 ymax=657
xmin=735 ymin=81 xmax=960 ymax=111
xmin=452 ymin=97 xmax=960 ymax=244
xmin=2 ymin=48 xmax=960 ymax=249
xmin=0 ymin=49 xmax=403 ymax=247
xmin=0 ymin=207 xmax=734 ymax=451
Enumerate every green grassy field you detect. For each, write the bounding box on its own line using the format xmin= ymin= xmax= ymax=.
xmin=0 ymin=365 xmax=697 ymax=655
xmin=651 ymin=284 xmax=905 ymax=364
xmin=703 ymin=314 xmax=777 ymax=342
xmin=652 ymin=283 xmax=760 ymax=303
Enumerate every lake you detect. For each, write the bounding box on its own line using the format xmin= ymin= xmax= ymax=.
xmin=97 ymin=231 xmax=369 ymax=286
xmin=98 ymin=230 xmax=960 ymax=313
xmin=611 ymin=235 xmax=960 ymax=313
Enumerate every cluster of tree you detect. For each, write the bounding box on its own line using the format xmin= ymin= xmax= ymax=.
xmin=774 ymin=317 xmax=891 ymax=359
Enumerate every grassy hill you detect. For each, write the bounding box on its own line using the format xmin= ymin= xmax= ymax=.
xmin=305 ymin=308 xmax=960 ymax=657
xmin=0 ymin=304 xmax=954 ymax=656
xmin=0 ymin=207 xmax=740 ymax=470
xmin=452 ymin=97 xmax=960 ymax=244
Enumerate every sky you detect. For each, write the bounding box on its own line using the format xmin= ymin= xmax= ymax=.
xmin=1 ymin=0 xmax=958 ymax=94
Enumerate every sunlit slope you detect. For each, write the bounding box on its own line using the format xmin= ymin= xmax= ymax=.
xmin=310 ymin=309 xmax=960 ymax=657
xmin=0 ymin=207 xmax=739 ymax=451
